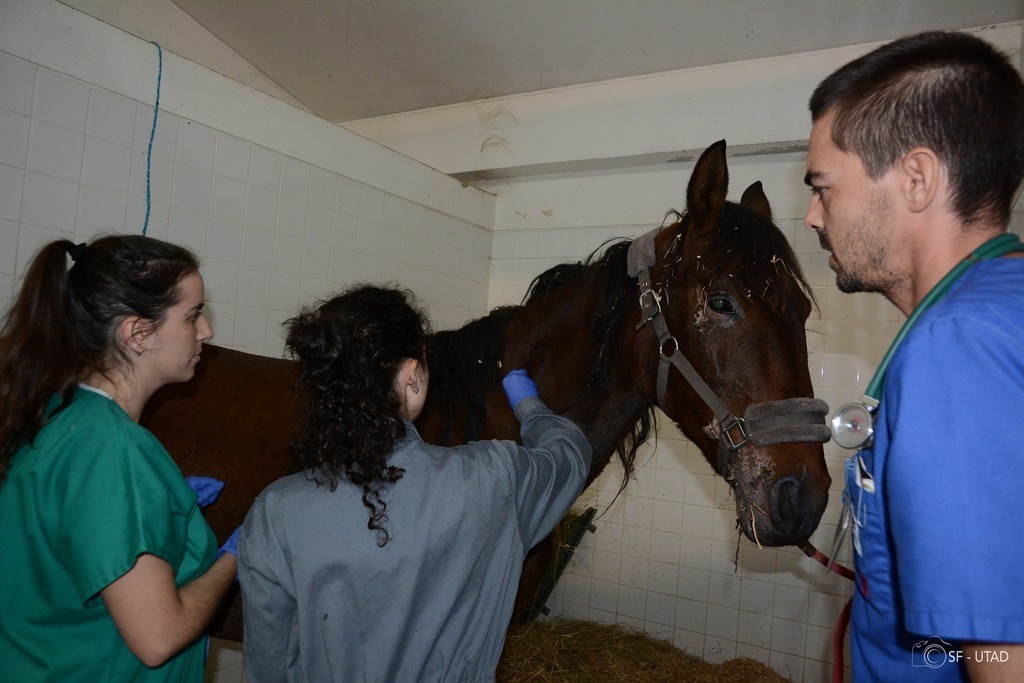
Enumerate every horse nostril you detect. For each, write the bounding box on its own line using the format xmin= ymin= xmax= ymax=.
xmin=771 ymin=476 xmax=801 ymax=527
xmin=764 ymin=472 xmax=829 ymax=545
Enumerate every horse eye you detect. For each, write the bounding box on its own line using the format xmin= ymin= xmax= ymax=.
xmin=708 ymin=296 xmax=736 ymax=315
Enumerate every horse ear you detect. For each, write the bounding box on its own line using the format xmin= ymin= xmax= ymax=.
xmin=740 ymin=181 xmax=773 ymax=220
xmin=685 ymin=140 xmax=729 ymax=233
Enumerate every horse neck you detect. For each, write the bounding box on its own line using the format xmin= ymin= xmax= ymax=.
xmin=506 ymin=269 xmax=653 ymax=484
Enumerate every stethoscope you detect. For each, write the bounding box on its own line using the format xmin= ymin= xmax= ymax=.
xmin=830 ymin=232 xmax=1024 ymax=450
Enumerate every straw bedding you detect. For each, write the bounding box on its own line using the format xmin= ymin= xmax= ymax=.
xmin=497 ymin=619 xmax=790 ymax=682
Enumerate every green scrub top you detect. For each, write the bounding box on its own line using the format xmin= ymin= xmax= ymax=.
xmin=0 ymin=386 xmax=217 ymax=682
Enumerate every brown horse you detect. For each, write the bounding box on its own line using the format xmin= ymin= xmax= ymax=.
xmin=143 ymin=140 xmax=831 ymax=641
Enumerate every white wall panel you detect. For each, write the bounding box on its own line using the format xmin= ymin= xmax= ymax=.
xmin=0 ymin=0 xmax=495 ymax=230
xmin=346 ymin=24 xmax=1021 ymax=180
xmin=0 ymin=2 xmax=495 ymax=354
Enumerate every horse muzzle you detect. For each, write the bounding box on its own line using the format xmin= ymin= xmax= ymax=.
xmin=733 ymin=446 xmax=831 ymax=547
xmin=705 ymin=397 xmax=831 ymax=478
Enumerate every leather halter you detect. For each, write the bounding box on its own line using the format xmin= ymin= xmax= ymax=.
xmin=627 ymin=228 xmax=830 ymax=477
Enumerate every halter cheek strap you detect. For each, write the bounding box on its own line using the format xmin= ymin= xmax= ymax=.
xmin=627 ymin=228 xmax=830 ymax=477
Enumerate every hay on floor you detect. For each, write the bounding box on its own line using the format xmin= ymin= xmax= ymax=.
xmin=498 ymin=619 xmax=790 ymax=682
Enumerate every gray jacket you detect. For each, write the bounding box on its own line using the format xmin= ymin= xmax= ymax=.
xmin=238 ymin=397 xmax=592 ymax=682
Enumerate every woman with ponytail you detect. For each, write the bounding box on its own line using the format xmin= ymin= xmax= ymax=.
xmin=238 ymin=284 xmax=593 ymax=682
xmin=0 ymin=236 xmax=241 ymax=681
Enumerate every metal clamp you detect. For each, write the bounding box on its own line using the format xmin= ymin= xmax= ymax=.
xmin=636 ymin=288 xmax=662 ymax=331
xmin=719 ymin=415 xmax=751 ymax=451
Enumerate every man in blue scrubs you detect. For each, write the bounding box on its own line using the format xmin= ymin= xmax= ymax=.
xmin=803 ymin=31 xmax=1024 ymax=681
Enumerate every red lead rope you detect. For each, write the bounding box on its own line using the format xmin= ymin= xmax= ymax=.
xmin=799 ymin=541 xmax=855 ymax=580
xmin=798 ymin=542 xmax=855 ymax=683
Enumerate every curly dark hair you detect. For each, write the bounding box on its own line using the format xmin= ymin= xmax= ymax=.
xmin=285 ymin=284 xmax=432 ymax=547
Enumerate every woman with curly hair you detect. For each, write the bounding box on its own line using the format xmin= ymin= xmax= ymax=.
xmin=0 ymin=235 xmax=241 ymax=681
xmin=238 ymin=284 xmax=592 ymax=682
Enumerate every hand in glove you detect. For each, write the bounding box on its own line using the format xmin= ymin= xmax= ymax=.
xmin=502 ymin=369 xmax=539 ymax=410
xmin=185 ymin=476 xmax=224 ymax=508
xmin=218 ymin=526 xmax=242 ymax=560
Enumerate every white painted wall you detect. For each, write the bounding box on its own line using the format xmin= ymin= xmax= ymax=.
xmin=54 ymin=0 xmax=309 ymax=112
xmin=0 ymin=0 xmax=496 ymax=353
xmin=345 ymin=23 xmax=1023 ymax=180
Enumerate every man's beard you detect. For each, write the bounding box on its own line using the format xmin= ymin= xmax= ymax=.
xmin=819 ymin=196 xmax=898 ymax=295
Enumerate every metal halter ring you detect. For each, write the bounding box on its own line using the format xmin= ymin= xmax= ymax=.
xmin=659 ymin=335 xmax=679 ymax=359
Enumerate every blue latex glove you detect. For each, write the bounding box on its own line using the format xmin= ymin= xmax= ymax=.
xmin=185 ymin=476 xmax=224 ymax=508
xmin=502 ymin=369 xmax=539 ymax=410
xmin=218 ymin=526 xmax=242 ymax=560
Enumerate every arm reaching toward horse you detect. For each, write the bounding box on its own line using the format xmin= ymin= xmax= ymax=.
xmin=102 ymin=552 xmax=237 ymax=667
xmin=506 ymin=391 xmax=593 ymax=549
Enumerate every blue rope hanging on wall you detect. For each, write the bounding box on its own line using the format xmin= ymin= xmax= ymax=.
xmin=142 ymin=42 xmax=163 ymax=236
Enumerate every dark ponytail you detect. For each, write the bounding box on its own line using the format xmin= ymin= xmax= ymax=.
xmin=0 ymin=235 xmax=199 ymax=480
xmin=285 ymin=284 xmax=431 ymax=546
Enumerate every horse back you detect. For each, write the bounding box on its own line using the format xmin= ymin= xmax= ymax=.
xmin=142 ymin=345 xmax=299 ymax=544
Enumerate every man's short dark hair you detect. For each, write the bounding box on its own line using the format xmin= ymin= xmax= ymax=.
xmin=810 ymin=30 xmax=1024 ymax=226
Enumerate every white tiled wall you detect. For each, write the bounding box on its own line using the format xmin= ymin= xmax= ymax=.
xmin=0 ymin=50 xmax=492 ymax=358
xmin=482 ymin=155 xmax=1022 ymax=682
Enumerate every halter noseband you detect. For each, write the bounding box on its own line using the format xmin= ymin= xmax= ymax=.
xmin=627 ymin=227 xmax=830 ymax=478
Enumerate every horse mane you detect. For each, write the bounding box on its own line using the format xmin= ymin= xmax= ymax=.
xmin=525 ymin=240 xmax=635 ymax=384
xmin=525 ymin=239 xmax=655 ymax=488
xmin=425 ymin=307 xmax=516 ymax=445
xmin=426 ymin=238 xmax=654 ymax=490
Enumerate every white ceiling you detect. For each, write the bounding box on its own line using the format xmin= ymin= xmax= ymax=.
xmin=59 ymin=1 xmax=1023 ymax=124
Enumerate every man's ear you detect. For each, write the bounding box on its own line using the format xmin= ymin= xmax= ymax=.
xmin=899 ymin=147 xmax=942 ymax=213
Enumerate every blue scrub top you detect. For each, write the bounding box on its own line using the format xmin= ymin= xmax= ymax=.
xmin=847 ymin=258 xmax=1024 ymax=681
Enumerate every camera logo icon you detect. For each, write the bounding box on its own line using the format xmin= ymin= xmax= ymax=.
xmin=912 ymin=636 xmax=954 ymax=668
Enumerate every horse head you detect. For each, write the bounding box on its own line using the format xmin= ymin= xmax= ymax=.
xmin=634 ymin=140 xmax=831 ymax=547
